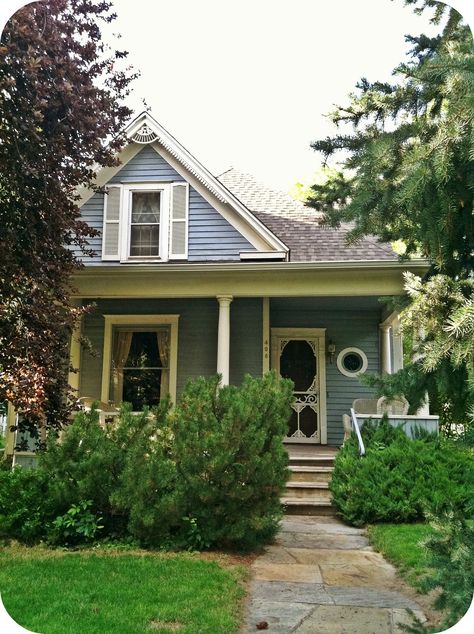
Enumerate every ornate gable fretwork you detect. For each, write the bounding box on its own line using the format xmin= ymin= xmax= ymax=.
xmin=132 ymin=123 xmax=159 ymax=144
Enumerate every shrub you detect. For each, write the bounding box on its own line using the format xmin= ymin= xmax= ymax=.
xmin=0 ymin=467 xmax=57 ymax=543
xmin=115 ymin=372 xmax=292 ymax=549
xmin=111 ymin=399 xmax=181 ymax=546
xmin=49 ymin=500 xmax=104 ymax=546
xmin=330 ymin=420 xmax=474 ymax=526
xmin=170 ymin=372 xmax=292 ymax=550
xmin=1 ymin=373 xmax=293 ymax=551
xmin=39 ymin=408 xmax=128 ymax=536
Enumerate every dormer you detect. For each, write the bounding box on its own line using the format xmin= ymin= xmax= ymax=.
xmin=77 ymin=112 xmax=289 ymax=265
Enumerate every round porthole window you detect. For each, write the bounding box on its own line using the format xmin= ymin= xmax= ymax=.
xmin=337 ymin=347 xmax=368 ymax=378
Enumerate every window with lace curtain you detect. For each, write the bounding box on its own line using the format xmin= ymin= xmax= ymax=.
xmin=110 ymin=327 xmax=170 ymax=410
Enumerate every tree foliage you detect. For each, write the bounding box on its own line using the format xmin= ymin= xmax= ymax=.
xmin=307 ymin=0 xmax=474 ymax=429
xmin=308 ymin=1 xmax=473 ymax=278
xmin=0 ymin=0 xmax=136 ymax=437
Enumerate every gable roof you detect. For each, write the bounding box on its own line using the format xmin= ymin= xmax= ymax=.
xmin=217 ymin=168 xmax=398 ymax=263
xmin=78 ymin=112 xmax=289 ymax=256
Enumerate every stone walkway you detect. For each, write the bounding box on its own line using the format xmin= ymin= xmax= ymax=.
xmin=244 ymin=515 xmax=426 ymax=633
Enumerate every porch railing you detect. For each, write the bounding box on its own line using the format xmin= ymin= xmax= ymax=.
xmin=350 ymin=408 xmax=366 ymax=457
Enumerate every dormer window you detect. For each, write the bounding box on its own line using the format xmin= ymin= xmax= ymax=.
xmin=102 ymin=182 xmax=188 ymax=262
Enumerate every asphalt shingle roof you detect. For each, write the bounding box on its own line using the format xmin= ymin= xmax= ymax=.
xmin=217 ymin=168 xmax=397 ymax=263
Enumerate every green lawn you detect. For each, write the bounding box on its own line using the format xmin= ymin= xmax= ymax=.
xmin=367 ymin=523 xmax=434 ymax=589
xmin=0 ymin=546 xmax=246 ymax=634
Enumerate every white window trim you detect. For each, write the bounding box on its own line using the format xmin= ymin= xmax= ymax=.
xmin=100 ymin=314 xmax=179 ymax=405
xmin=336 ymin=347 xmax=368 ymax=378
xmin=120 ymin=183 xmax=170 ymax=263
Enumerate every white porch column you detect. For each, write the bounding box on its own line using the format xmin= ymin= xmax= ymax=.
xmin=380 ymin=324 xmax=392 ymax=374
xmin=68 ymin=305 xmax=83 ymax=396
xmin=262 ymin=297 xmax=270 ymax=374
xmin=216 ymin=295 xmax=233 ymax=385
xmin=392 ymin=315 xmax=404 ymax=373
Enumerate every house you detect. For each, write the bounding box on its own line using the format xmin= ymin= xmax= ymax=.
xmin=4 ymin=112 xmax=439 ymax=463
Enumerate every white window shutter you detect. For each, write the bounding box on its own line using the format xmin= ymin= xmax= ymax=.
xmin=169 ymin=183 xmax=188 ymax=259
xmin=102 ymin=185 xmax=121 ymax=260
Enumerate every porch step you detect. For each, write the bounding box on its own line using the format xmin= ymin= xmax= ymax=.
xmin=288 ymin=466 xmax=333 ymax=484
xmin=281 ymin=497 xmax=336 ymax=517
xmin=287 ymin=455 xmax=336 ymax=468
xmin=282 ymin=445 xmax=337 ymax=516
xmin=284 ymin=481 xmax=332 ymax=500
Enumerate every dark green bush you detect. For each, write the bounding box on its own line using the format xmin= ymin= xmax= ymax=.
xmin=116 ymin=373 xmax=292 ymax=550
xmin=171 ymin=373 xmax=292 ymax=550
xmin=49 ymin=500 xmax=104 ymax=546
xmin=0 ymin=467 xmax=56 ymax=543
xmin=111 ymin=399 xmax=181 ymax=546
xmin=330 ymin=420 xmax=474 ymax=526
xmin=39 ymin=408 xmax=128 ymax=536
xmin=1 ymin=373 xmax=292 ymax=550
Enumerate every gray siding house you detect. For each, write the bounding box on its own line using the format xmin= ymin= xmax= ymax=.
xmin=61 ymin=112 xmax=433 ymax=447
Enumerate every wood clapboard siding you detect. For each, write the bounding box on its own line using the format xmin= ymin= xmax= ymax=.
xmin=188 ymin=189 xmax=255 ymax=261
xmin=109 ymin=145 xmax=182 ymax=183
xmin=230 ymin=299 xmax=262 ymax=384
xmin=270 ymin=302 xmax=381 ymax=446
xmin=73 ymin=191 xmax=104 ymax=263
xmin=77 ymin=146 xmax=255 ymax=264
xmin=80 ymin=298 xmax=261 ymax=401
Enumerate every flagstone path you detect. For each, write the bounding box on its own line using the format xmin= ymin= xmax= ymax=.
xmin=243 ymin=515 xmax=426 ymax=633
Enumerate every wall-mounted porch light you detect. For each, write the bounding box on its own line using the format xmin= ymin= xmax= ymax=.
xmin=327 ymin=340 xmax=336 ymax=363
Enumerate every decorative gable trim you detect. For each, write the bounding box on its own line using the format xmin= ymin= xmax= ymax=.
xmin=131 ymin=122 xmax=159 ymax=144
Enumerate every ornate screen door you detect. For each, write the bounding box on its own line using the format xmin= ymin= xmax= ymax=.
xmin=271 ymin=328 xmax=327 ymax=444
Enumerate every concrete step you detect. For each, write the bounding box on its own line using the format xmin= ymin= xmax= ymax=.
xmin=288 ymin=455 xmax=336 ymax=468
xmin=284 ymin=482 xmax=332 ymax=500
xmin=281 ymin=497 xmax=336 ymax=516
xmin=288 ymin=466 xmax=333 ymax=484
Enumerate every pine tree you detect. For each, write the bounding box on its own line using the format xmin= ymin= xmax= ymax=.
xmin=307 ymin=0 xmax=474 ymax=432
xmin=308 ymin=1 xmax=473 ymax=278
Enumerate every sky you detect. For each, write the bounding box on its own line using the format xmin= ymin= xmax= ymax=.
xmin=97 ymin=0 xmax=470 ymax=190
xmin=1 ymin=0 xmax=473 ymax=192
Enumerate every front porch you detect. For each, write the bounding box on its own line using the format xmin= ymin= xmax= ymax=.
xmin=72 ymin=294 xmax=401 ymax=448
xmin=5 ymin=288 xmax=437 ymax=461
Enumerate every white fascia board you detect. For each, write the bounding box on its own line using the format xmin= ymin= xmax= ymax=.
xmin=77 ymin=258 xmax=429 ymax=275
xmin=240 ymin=251 xmax=287 ymax=260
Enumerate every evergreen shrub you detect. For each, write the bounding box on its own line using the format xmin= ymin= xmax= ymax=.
xmin=0 ymin=467 xmax=56 ymax=543
xmin=171 ymin=373 xmax=292 ymax=549
xmin=0 ymin=373 xmax=292 ymax=550
xmin=330 ymin=420 xmax=474 ymax=526
xmin=116 ymin=373 xmax=292 ymax=549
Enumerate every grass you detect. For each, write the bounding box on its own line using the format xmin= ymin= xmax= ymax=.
xmin=367 ymin=523 xmax=435 ymax=589
xmin=0 ymin=545 xmax=246 ymax=634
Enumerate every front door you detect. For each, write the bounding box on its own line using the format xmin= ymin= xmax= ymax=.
xmin=271 ymin=328 xmax=327 ymax=444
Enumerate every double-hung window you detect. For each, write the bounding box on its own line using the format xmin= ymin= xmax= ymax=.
xmin=102 ymin=182 xmax=188 ymax=262
xmin=129 ymin=191 xmax=161 ymax=258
